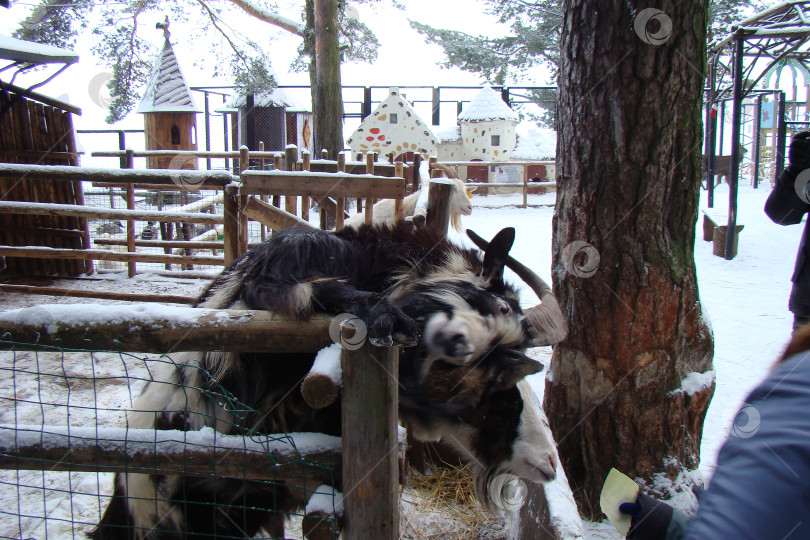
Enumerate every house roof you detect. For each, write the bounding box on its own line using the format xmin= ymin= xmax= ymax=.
xmin=0 ymin=34 xmax=78 ymax=65
xmin=137 ymin=38 xmax=199 ymax=114
xmin=457 ymin=85 xmax=519 ymax=123
xmin=347 ymin=87 xmax=438 ymax=159
xmin=433 ymin=125 xmax=461 ymax=143
xmin=216 ymin=86 xmax=311 ymax=113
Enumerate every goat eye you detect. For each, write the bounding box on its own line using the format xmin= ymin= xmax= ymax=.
xmin=496 ymin=299 xmax=511 ymax=315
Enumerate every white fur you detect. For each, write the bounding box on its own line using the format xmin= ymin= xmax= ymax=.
xmin=342 ymin=177 xmax=473 ymax=231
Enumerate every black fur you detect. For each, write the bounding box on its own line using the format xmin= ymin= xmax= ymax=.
xmin=91 ymin=223 xmax=544 ymax=539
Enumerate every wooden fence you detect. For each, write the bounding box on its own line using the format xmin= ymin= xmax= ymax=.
xmin=0 ymin=305 xmax=403 ymax=539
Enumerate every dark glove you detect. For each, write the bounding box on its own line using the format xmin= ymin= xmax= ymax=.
xmin=788 ymin=131 xmax=810 ymax=174
xmin=619 ymin=492 xmax=674 ymax=539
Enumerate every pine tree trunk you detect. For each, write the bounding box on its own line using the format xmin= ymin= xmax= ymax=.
xmin=546 ymin=0 xmax=714 ymax=514
xmin=313 ymin=0 xmax=345 ymax=159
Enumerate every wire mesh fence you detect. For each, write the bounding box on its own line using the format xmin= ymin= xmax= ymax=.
xmin=0 ymin=338 xmax=339 ymax=539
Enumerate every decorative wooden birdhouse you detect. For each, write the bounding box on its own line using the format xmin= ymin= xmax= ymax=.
xmin=137 ymin=21 xmax=200 ymax=169
xmin=347 ymin=87 xmax=438 ymax=160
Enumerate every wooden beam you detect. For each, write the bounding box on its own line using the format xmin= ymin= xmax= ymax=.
xmin=0 ymin=163 xmax=235 ymax=187
xmin=0 ymin=305 xmax=337 ymax=353
xmin=341 ymin=334 xmax=400 ymax=540
xmin=426 ymin=179 xmax=454 ymax=237
xmin=0 ymin=284 xmax=195 ymax=304
xmin=223 ymin=184 xmax=240 ymax=265
xmin=95 ymin=238 xmax=224 ymax=249
xmin=242 ymin=197 xmax=316 ymax=232
xmin=0 ymin=246 xmax=224 ymax=265
xmin=0 ymin=426 xmax=340 ymax=485
xmin=0 ymin=201 xmax=223 ymax=224
xmin=241 ymin=171 xmax=406 ymax=199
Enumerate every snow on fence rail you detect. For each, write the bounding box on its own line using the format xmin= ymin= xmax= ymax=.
xmin=0 ymin=303 xmax=401 ymax=539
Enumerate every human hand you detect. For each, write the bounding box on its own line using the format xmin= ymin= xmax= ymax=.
xmin=618 ymin=492 xmax=674 ymax=539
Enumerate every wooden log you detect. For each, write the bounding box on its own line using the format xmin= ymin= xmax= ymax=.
xmin=0 ymin=246 xmax=224 ymax=266
xmin=426 ymin=179 xmax=454 ymax=237
xmin=91 ymin=150 xmax=284 ymax=160
xmin=301 ymin=372 xmax=341 ymax=409
xmin=272 ymin=153 xmax=283 ymax=208
xmin=0 ymin=284 xmax=195 ymax=304
xmin=0 ymin=306 xmax=337 ymax=353
xmin=341 ymin=333 xmax=399 ymax=540
xmin=0 ymin=201 xmax=223 ymax=224
xmin=223 ymin=184 xmax=239 ymax=266
xmin=0 ymin=425 xmax=340 ymax=485
xmin=242 ymin=197 xmax=315 ymax=232
xmin=241 ymin=171 xmax=406 ymax=199
xmin=0 ymin=163 xmax=235 ymax=188
xmin=411 ymin=154 xmax=422 ymax=194
xmin=93 ymin=182 xmax=224 ymax=191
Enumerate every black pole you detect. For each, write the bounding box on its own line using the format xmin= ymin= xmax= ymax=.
xmin=432 ymin=87 xmax=440 ymax=125
xmin=362 ymin=86 xmax=372 ymax=120
xmin=223 ymin=96 xmax=230 ymax=171
xmin=246 ymin=93 xmax=256 ymax=152
xmin=501 ymin=86 xmax=511 ymax=108
xmin=706 ymin=59 xmax=717 ymax=208
xmin=725 ymin=35 xmax=744 ymax=260
xmin=776 ymin=91 xmax=787 ymax=181
xmin=719 ymin=99 xmax=726 ymax=154
xmin=118 ymin=130 xmax=126 ymax=169
xmin=753 ymin=93 xmax=762 ymax=188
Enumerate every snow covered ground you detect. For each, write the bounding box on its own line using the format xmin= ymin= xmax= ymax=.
xmin=0 ymin=182 xmax=800 ymax=538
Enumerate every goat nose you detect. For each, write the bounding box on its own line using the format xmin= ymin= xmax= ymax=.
xmin=539 ymin=452 xmax=558 ymax=481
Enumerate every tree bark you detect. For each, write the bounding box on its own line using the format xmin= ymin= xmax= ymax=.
xmin=546 ymin=0 xmax=714 ymax=514
xmin=313 ymin=0 xmax=345 ymax=159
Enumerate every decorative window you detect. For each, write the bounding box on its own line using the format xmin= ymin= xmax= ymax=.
xmin=390 ymin=114 xmax=398 ymax=124
xmin=491 ymin=135 xmax=500 ymax=146
xmin=171 ymin=124 xmax=181 ymax=145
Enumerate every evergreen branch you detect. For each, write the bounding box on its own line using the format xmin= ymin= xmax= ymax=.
xmin=225 ymin=0 xmax=305 ymax=36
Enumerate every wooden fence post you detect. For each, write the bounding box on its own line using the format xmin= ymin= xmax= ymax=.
xmin=272 ymin=153 xmax=283 ymax=208
xmin=341 ymin=330 xmax=399 ymax=540
xmin=411 ymin=154 xmax=422 ymax=193
xmin=522 ymin=164 xmax=528 ymax=209
xmin=364 ymin=153 xmax=374 ymax=224
xmin=285 ymin=145 xmax=299 ymax=217
xmin=124 ymin=149 xmax=136 ymax=277
xmin=394 ymin=162 xmax=404 ymax=222
xmin=302 ymin=150 xmax=311 ymax=221
xmin=335 ymin=154 xmax=346 ymax=231
xmin=239 ymin=146 xmax=250 ymax=254
xmin=426 ymin=179 xmax=454 ymax=237
xmin=223 ymin=184 xmax=239 ymax=266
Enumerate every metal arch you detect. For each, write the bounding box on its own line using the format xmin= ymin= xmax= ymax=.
xmin=706 ymin=1 xmax=810 ymax=259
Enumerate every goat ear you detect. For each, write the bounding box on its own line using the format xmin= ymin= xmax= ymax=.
xmin=493 ymin=352 xmax=543 ymax=391
xmin=482 ymin=227 xmax=515 ymax=286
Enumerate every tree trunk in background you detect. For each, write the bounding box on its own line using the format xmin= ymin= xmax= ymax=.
xmin=313 ymin=0 xmax=345 ymax=159
xmin=546 ymin=0 xmax=714 ymax=515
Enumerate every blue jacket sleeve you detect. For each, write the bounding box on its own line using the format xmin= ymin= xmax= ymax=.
xmin=684 ymin=352 xmax=810 ymax=539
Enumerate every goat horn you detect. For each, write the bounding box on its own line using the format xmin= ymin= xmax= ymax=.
xmin=467 ymin=229 xmax=567 ymax=346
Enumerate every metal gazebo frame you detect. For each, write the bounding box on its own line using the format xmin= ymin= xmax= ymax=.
xmin=706 ymin=0 xmax=810 ymax=259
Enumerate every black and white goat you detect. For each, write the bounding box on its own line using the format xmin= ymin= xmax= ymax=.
xmin=92 ymin=223 xmax=565 ymax=539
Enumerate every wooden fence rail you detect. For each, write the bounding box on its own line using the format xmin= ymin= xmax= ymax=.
xmin=0 ymin=303 xmax=400 ymax=539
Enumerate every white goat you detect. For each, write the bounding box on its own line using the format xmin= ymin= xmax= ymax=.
xmin=343 ymin=163 xmax=475 ymax=231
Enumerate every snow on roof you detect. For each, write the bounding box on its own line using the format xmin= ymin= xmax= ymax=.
xmin=347 ymin=87 xmax=438 ymax=158
xmin=216 ymin=87 xmax=312 ymax=113
xmin=137 ymin=38 xmax=199 ymax=114
xmin=512 ymin=127 xmax=556 ymax=160
xmin=0 ymin=34 xmax=78 ymax=65
xmin=457 ymin=85 xmax=519 ymax=124
xmin=433 ymin=125 xmax=461 ymax=142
